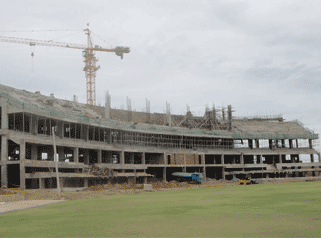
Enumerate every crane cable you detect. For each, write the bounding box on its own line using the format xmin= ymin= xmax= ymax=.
xmin=0 ymin=29 xmax=83 ymax=32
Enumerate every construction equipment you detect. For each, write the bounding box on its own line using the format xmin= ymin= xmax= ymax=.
xmin=237 ymin=177 xmax=259 ymax=185
xmin=0 ymin=25 xmax=130 ymax=105
xmin=172 ymin=172 xmax=204 ymax=184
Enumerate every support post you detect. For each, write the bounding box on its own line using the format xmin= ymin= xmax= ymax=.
xmin=1 ymin=98 xmax=8 ymax=129
xmin=142 ymin=152 xmax=145 ymax=164
xmin=240 ymin=153 xmax=244 ymax=165
xmin=310 ymin=154 xmax=314 ymax=163
xmin=1 ymin=136 xmax=8 ymax=188
xmin=52 ymin=128 xmax=61 ymax=198
xmin=58 ymin=147 xmax=64 ymax=162
xmin=39 ymin=178 xmax=45 ymax=189
xmin=20 ymin=140 xmax=26 ymax=189
xmin=74 ymin=148 xmax=79 ymax=163
xmin=221 ymin=154 xmax=224 ymax=165
xmin=260 ymin=155 xmax=263 ymax=164
xmin=222 ymin=167 xmax=225 ymax=180
xmin=203 ymin=166 xmax=206 ymax=182
xmin=120 ymin=151 xmax=125 ymax=164
xmin=84 ymin=178 xmax=89 ymax=188
xmin=163 ymin=167 xmax=166 ymax=182
xmin=144 ymin=169 xmax=147 ymax=183
xmin=98 ymin=149 xmax=102 ymax=164
xmin=31 ymin=144 xmax=37 ymax=160
xmin=130 ymin=153 xmax=134 ymax=164
xmin=201 ymin=154 xmax=205 ymax=165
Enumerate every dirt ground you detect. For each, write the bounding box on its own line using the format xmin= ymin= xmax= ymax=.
xmin=0 ymin=200 xmax=65 ymax=214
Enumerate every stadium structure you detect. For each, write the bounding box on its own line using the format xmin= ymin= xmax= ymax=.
xmin=0 ymin=83 xmax=320 ymax=189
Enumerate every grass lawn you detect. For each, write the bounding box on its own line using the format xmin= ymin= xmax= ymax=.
xmin=1 ymin=181 xmax=321 ymax=237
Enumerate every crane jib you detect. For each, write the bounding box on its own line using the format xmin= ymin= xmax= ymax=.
xmin=0 ymin=30 xmax=130 ymax=106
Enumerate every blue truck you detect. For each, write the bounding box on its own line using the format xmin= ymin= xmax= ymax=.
xmin=172 ymin=172 xmax=204 ymax=184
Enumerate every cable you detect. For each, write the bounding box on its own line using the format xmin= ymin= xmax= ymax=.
xmin=47 ymin=30 xmax=84 ymax=42
xmin=0 ymin=29 xmax=83 ymax=32
xmin=91 ymin=31 xmax=114 ymax=47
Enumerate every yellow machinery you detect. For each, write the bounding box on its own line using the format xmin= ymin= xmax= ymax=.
xmin=238 ymin=178 xmax=259 ymax=185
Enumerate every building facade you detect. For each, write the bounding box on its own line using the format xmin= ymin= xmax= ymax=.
xmin=0 ymin=84 xmax=320 ymax=189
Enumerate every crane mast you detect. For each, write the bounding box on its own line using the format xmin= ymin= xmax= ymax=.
xmin=83 ymin=28 xmax=100 ymax=105
xmin=0 ymin=28 xmax=130 ymax=105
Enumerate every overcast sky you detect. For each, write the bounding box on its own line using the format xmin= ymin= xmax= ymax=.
xmin=0 ymin=0 xmax=320 ymax=152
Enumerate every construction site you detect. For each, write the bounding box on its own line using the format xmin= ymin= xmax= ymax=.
xmin=0 ymin=26 xmax=320 ymax=192
xmin=0 ymin=82 xmax=320 ymax=191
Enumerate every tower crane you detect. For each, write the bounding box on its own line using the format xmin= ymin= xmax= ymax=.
xmin=0 ymin=27 xmax=130 ymax=105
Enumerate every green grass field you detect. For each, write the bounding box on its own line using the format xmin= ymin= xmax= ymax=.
xmin=1 ymin=181 xmax=321 ymax=237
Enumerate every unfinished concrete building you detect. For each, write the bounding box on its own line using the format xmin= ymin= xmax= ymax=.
xmin=0 ymin=83 xmax=320 ymax=189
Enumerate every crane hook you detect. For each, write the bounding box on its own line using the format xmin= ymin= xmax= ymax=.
xmin=31 ymin=52 xmax=34 ymax=57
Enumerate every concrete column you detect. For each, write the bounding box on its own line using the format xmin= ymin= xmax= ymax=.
xmin=222 ymin=167 xmax=225 ymax=180
xmin=221 ymin=154 xmax=224 ymax=165
xmin=310 ymin=154 xmax=314 ymax=163
xmin=260 ymin=155 xmax=263 ymax=164
xmin=164 ymin=153 xmax=168 ymax=165
xmin=73 ymin=148 xmax=79 ymax=163
xmin=201 ymin=154 xmax=205 ymax=165
xmin=184 ymin=154 xmax=186 ymax=165
xmin=39 ymin=178 xmax=45 ymax=189
xmin=289 ymin=139 xmax=293 ymax=149
xmin=84 ymin=178 xmax=89 ymax=187
xmin=240 ymin=154 xmax=244 ymax=165
xmin=84 ymin=150 xmax=89 ymax=165
xmin=20 ymin=140 xmax=26 ymax=189
xmin=120 ymin=151 xmax=125 ymax=164
xmin=279 ymin=154 xmax=282 ymax=164
xmin=1 ymin=99 xmax=8 ymax=129
xmin=59 ymin=178 xmax=65 ymax=188
xmin=163 ymin=167 xmax=166 ymax=181
xmin=142 ymin=152 xmax=145 ymax=164
xmin=130 ymin=153 xmax=134 ymax=164
xmin=318 ymin=153 xmax=321 ymax=163
xmin=98 ymin=150 xmax=102 ymax=164
xmin=58 ymin=147 xmax=64 ymax=162
xmin=282 ymin=139 xmax=285 ymax=148
xmin=203 ymin=166 xmax=206 ymax=182
xmin=255 ymin=139 xmax=259 ymax=148
xmin=1 ymin=135 xmax=8 ymax=188
xmin=144 ymin=169 xmax=147 ymax=183
xmin=31 ymin=144 xmax=37 ymax=160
